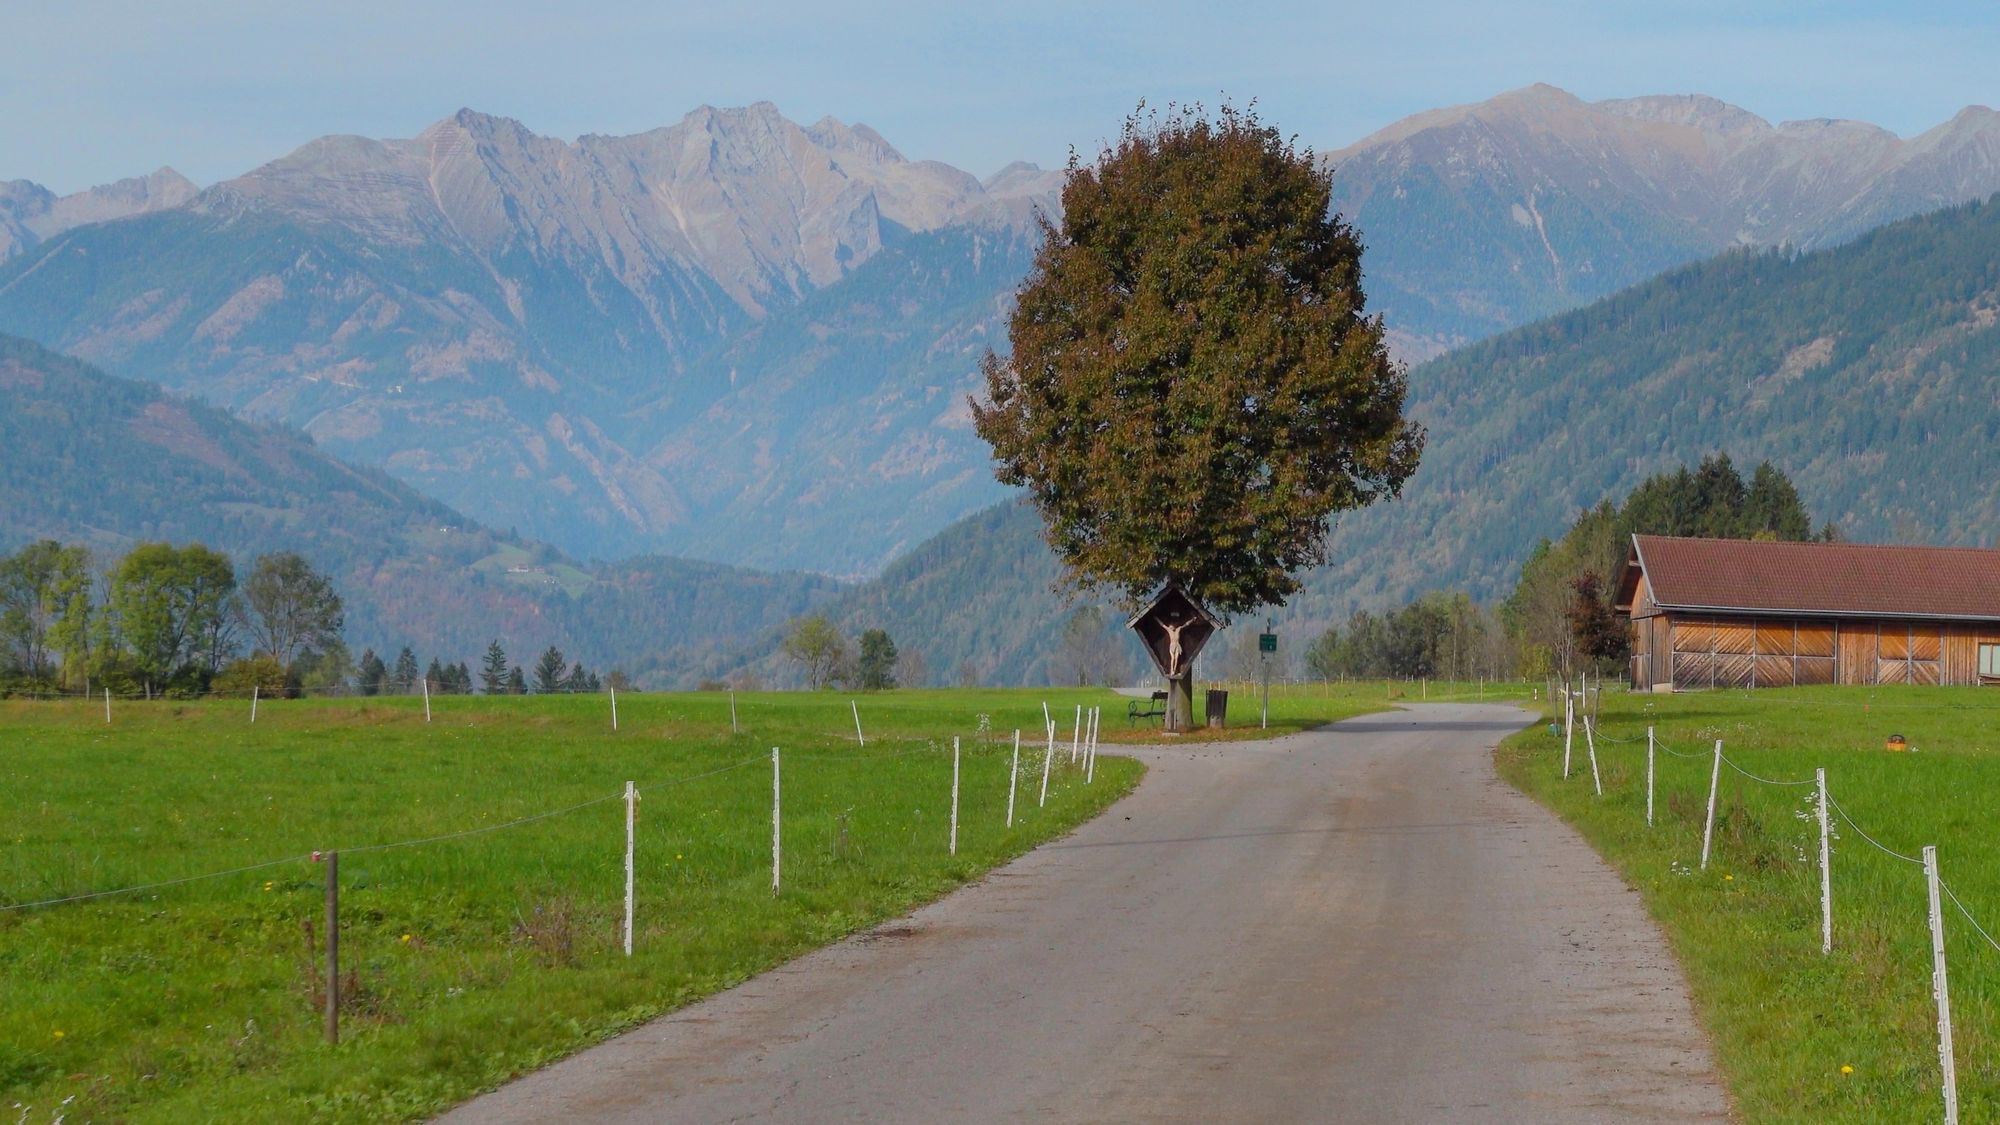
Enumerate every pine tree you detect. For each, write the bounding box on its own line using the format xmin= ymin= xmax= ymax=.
xmin=357 ymin=648 xmax=386 ymax=696
xmin=856 ymin=629 xmax=899 ymax=690
xmin=534 ymin=646 xmax=568 ymax=693
xmin=506 ymin=666 xmax=527 ymax=695
xmin=480 ymin=640 xmax=508 ymax=694
xmin=425 ymin=657 xmax=447 ymax=693
xmin=392 ymin=646 xmax=419 ymax=693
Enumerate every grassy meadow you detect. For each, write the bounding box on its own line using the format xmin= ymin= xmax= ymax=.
xmin=1499 ymin=684 xmax=2000 ymax=1122
xmin=2 ymin=687 xmax=1161 ymax=1122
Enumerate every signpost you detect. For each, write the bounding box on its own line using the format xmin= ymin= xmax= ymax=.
xmin=1259 ymin=621 xmax=1277 ymax=730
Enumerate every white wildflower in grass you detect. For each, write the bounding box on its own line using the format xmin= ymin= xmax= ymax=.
xmin=1790 ymin=789 xmax=1839 ymax=864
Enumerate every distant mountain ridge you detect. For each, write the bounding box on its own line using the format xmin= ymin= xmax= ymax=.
xmin=0 ymin=167 xmax=197 ymax=259
xmin=5 ymin=88 xmax=2000 ymax=575
xmin=1328 ymin=84 xmax=2000 ymax=357
xmin=0 ymin=332 xmax=840 ymax=684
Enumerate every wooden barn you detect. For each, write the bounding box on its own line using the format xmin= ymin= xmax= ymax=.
xmin=1614 ymin=535 xmax=2000 ymax=691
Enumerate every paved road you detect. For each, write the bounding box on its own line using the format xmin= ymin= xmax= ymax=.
xmin=444 ymin=704 xmax=1730 ymax=1123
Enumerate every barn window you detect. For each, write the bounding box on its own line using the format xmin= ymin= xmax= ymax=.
xmin=1982 ymin=644 xmax=2000 ymax=678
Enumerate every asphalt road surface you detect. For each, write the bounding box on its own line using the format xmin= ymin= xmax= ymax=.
xmin=444 ymin=703 xmax=1730 ymax=1123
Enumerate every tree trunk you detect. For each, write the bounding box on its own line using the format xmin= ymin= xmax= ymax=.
xmin=1166 ymin=668 xmax=1195 ymax=733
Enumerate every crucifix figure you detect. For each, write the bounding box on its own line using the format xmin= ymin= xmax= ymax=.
xmin=1162 ymin=619 xmax=1186 ymax=677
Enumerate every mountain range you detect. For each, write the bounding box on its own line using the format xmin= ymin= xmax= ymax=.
xmin=0 ymin=332 xmax=840 ymax=681
xmin=5 ymin=87 xmax=2000 ymax=576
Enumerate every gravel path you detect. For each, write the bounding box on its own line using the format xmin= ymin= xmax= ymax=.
xmin=443 ymin=703 xmax=1730 ymax=1123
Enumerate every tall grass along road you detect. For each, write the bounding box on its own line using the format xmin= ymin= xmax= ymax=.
xmin=447 ymin=703 xmax=1727 ymax=1123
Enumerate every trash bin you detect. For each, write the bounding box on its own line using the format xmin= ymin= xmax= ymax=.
xmin=1205 ymin=689 xmax=1229 ymax=729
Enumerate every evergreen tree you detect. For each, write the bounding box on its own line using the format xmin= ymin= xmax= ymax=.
xmin=506 ymin=665 xmax=527 ymax=695
xmin=393 ymin=646 xmax=419 ymax=693
xmin=480 ymin=640 xmax=508 ymax=694
xmin=563 ymin=663 xmax=594 ymax=693
xmin=533 ymin=646 xmax=567 ymax=693
xmin=357 ymin=648 xmax=387 ymax=696
xmin=425 ymin=657 xmax=447 ymax=693
xmin=856 ymin=629 xmax=899 ymax=690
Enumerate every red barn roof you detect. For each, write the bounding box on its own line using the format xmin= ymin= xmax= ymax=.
xmin=1617 ymin=535 xmax=2000 ymax=622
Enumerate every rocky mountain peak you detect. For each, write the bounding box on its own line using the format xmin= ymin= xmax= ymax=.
xmin=0 ymin=167 xmax=201 ymax=260
xmin=1596 ymin=93 xmax=1773 ymax=137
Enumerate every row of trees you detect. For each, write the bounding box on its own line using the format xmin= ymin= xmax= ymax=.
xmin=780 ymin=617 xmax=911 ymax=690
xmin=1302 ymin=592 xmax=1512 ymax=681
xmin=477 ymin=640 xmax=612 ymax=695
xmin=0 ymin=541 xmax=344 ymax=696
xmin=1 ymin=539 xmax=622 ymax=698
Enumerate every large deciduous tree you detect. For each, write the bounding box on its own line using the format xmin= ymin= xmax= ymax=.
xmin=972 ymin=104 xmax=1422 ymax=716
xmin=241 ymin=552 xmax=344 ymax=668
xmin=0 ymin=540 xmax=94 ymax=686
xmin=110 ymin=542 xmax=237 ymax=694
xmin=781 ymin=615 xmax=847 ymax=690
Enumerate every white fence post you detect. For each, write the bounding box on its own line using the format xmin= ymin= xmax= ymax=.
xmin=1086 ymin=707 xmax=1099 ymax=784
xmin=852 ymin=700 xmax=865 ymax=747
xmin=1562 ymin=694 xmax=1574 ymax=779
xmin=623 ymin=781 xmax=636 ymax=956
xmin=1039 ymin=721 xmax=1054 ymax=808
xmin=730 ymin=689 xmax=738 ymax=734
xmin=1006 ymin=729 xmax=1020 ymax=827
xmin=1700 ymin=739 xmax=1723 ymax=870
xmin=610 ymin=684 xmax=618 ymax=731
xmin=1924 ymin=845 xmax=1960 ymax=1125
xmin=422 ymin=676 xmax=432 ymax=723
xmin=1646 ymin=726 xmax=1656 ymax=827
xmin=1584 ymin=716 xmax=1602 ymax=797
xmin=950 ymin=736 xmax=961 ymax=855
xmin=771 ymin=748 xmax=782 ymax=895
xmin=104 ymin=686 xmax=111 ymax=724
xmin=1070 ymin=705 xmax=1082 ymax=764
xmin=251 ymin=684 xmax=259 ymax=724
xmin=1817 ymin=767 xmax=1832 ymax=955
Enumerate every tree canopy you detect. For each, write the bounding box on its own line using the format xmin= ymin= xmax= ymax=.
xmin=972 ymin=103 xmax=1422 ymax=617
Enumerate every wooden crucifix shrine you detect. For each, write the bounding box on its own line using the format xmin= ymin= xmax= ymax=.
xmin=1128 ymin=584 xmax=1220 ymax=732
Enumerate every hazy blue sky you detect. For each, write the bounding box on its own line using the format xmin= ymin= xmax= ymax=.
xmin=5 ymin=1 xmax=1997 ymax=193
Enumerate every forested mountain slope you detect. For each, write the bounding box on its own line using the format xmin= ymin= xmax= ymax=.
xmin=1292 ymin=192 xmax=2000 ymax=622
xmin=0 ymin=334 xmax=839 ymax=682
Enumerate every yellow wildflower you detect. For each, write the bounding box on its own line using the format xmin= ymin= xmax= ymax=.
xmin=401 ymin=933 xmax=412 ymax=943
xmin=1841 ymin=1065 xmax=1854 ymax=1075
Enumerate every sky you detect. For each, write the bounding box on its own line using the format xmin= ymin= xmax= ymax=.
xmin=4 ymin=1 xmax=1998 ymax=194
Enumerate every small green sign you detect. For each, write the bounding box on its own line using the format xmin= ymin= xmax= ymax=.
xmin=1259 ymin=633 xmax=1277 ymax=653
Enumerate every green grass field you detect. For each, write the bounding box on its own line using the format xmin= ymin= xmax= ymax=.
xmin=2 ymin=688 xmax=1157 ymax=1122
xmin=1499 ymin=684 xmax=2000 ymax=1122
xmin=0 ymin=682 xmax=1407 ymax=1122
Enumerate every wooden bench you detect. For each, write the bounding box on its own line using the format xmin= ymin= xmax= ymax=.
xmin=1127 ymin=690 xmax=1168 ymax=724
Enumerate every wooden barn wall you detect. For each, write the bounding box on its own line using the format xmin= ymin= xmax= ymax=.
xmin=1661 ymin=614 xmax=2000 ymax=689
